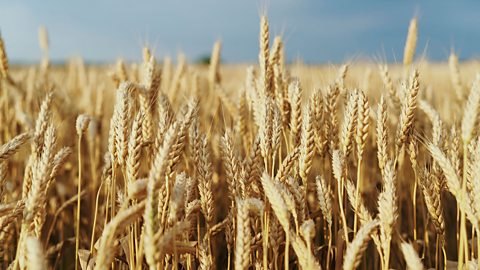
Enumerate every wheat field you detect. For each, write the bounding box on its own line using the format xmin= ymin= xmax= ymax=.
xmin=1 ymin=16 xmax=480 ymax=270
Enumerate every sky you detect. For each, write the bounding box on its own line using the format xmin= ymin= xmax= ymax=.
xmin=0 ymin=1 xmax=479 ymax=64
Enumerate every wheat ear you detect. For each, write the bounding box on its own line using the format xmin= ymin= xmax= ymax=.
xmin=208 ymin=40 xmax=222 ymax=91
xmin=340 ymin=90 xmax=358 ymax=157
xmin=396 ymin=69 xmax=419 ymax=149
xmin=25 ymin=236 xmax=49 ymax=270
xmin=94 ymin=201 xmax=145 ymax=270
xmin=377 ymin=160 xmax=397 ymax=269
xmin=403 ymin=17 xmax=417 ymax=66
xmin=0 ymin=32 xmax=9 ymax=79
xmin=343 ymin=220 xmax=379 ymax=270
xmin=449 ymin=52 xmax=465 ymax=101
xmin=234 ymin=199 xmax=252 ymax=270
xmin=461 ymin=74 xmax=480 ymax=145
xmin=0 ymin=132 xmax=31 ymax=162
xmin=400 ymin=242 xmax=424 ymax=270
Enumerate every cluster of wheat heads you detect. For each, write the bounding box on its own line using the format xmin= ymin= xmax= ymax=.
xmin=2 ymin=15 xmax=480 ymax=270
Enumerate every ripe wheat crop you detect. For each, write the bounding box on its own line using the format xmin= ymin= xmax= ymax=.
xmin=1 ymin=15 xmax=480 ymax=270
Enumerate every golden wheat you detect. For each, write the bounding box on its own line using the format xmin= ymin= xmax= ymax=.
xmin=1 ymin=14 xmax=480 ymax=270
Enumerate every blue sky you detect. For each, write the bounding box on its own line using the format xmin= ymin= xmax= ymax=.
xmin=0 ymin=1 xmax=479 ymax=63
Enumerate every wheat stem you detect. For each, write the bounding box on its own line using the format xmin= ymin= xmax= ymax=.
xmin=75 ymin=134 xmax=82 ymax=270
